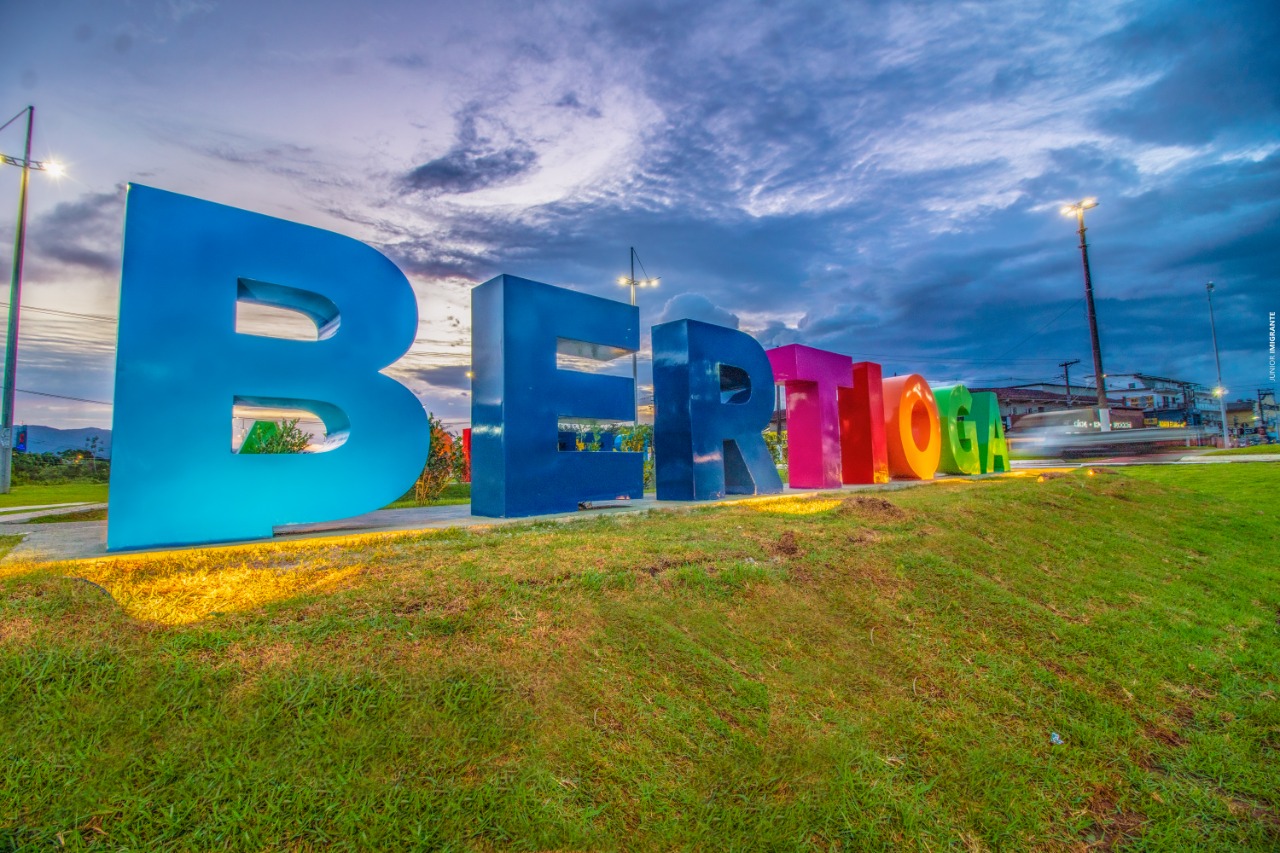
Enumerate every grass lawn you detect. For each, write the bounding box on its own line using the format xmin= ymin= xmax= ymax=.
xmin=385 ymin=481 xmax=471 ymax=509
xmin=25 ymin=508 xmax=109 ymax=524
xmin=1205 ymin=444 xmax=1280 ymax=456
xmin=0 ymin=482 xmax=108 ymax=510
xmin=1 ymin=464 xmax=1277 ymax=849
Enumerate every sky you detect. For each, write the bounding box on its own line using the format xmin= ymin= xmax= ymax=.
xmin=2 ymin=0 xmax=1277 ymax=433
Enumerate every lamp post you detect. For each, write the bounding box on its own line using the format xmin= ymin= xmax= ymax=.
xmin=1205 ymin=281 xmax=1230 ymax=448
xmin=1060 ymin=198 xmax=1109 ymax=427
xmin=0 ymin=105 xmax=62 ymax=494
xmin=617 ymin=246 xmax=659 ymax=421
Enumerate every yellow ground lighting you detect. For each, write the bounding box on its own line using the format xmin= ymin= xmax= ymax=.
xmin=747 ymin=497 xmax=844 ymax=515
xmin=2 ymin=529 xmax=439 ymax=626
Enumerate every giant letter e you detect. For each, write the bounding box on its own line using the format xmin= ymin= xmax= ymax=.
xmin=470 ymin=275 xmax=643 ymax=517
xmin=107 ymin=186 xmax=429 ymax=551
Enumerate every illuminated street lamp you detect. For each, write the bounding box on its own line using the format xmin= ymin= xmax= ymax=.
xmin=1060 ymin=198 xmax=1109 ymax=424
xmin=1205 ymin=281 xmax=1230 ymax=448
xmin=1 ymin=105 xmax=63 ymax=493
xmin=617 ymin=246 xmax=659 ymax=420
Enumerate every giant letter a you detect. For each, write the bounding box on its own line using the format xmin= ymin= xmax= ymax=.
xmin=107 ymin=186 xmax=429 ymax=551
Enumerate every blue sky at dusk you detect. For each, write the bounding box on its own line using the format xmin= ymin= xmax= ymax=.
xmin=2 ymin=0 xmax=1277 ymax=430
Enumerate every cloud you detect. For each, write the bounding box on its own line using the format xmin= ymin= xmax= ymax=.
xmin=12 ymin=0 xmax=1280 ymax=429
xmin=656 ymin=293 xmax=739 ymax=329
xmin=1090 ymin=1 xmax=1280 ymax=146
xmin=401 ymin=105 xmax=538 ymax=196
xmin=29 ymin=188 xmax=126 ymax=276
xmin=400 ymin=364 xmax=472 ymax=392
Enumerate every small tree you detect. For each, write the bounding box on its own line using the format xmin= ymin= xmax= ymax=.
xmin=84 ymin=435 xmax=102 ymax=474
xmin=618 ymin=424 xmax=655 ymax=490
xmin=763 ymin=429 xmax=786 ymax=465
xmin=452 ymin=432 xmax=471 ymax=483
xmin=241 ymin=418 xmax=311 ymax=454
xmin=413 ymin=414 xmax=456 ymax=504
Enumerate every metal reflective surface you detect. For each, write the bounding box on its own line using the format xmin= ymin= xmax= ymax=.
xmin=934 ymin=384 xmax=981 ymax=475
xmin=470 ymin=275 xmax=641 ymax=517
xmin=652 ymin=319 xmax=783 ymax=501
xmin=839 ymin=361 xmax=890 ymax=484
xmin=767 ymin=344 xmax=850 ymax=489
xmin=970 ymin=391 xmax=1011 ymax=473
xmin=881 ymin=374 xmax=941 ymax=480
xmin=108 ymin=185 xmax=429 ymax=551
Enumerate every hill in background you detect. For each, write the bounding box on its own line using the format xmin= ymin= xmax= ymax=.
xmin=18 ymin=425 xmax=112 ymax=458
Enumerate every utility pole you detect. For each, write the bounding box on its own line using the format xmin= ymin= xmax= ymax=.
xmin=1059 ymin=359 xmax=1080 ymax=407
xmin=1 ymin=107 xmax=35 ymax=494
xmin=1259 ymin=387 xmax=1277 ymax=439
xmin=1060 ymin=199 xmax=1109 ymax=427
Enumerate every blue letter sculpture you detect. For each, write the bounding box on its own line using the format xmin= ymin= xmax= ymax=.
xmin=652 ymin=319 xmax=783 ymax=500
xmin=470 ymin=275 xmax=642 ymax=517
xmin=108 ymin=186 xmax=429 ymax=551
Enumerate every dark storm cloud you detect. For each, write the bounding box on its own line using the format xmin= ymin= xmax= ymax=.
xmin=389 ymin=1 xmax=1273 ymax=399
xmin=1091 ymin=0 xmax=1280 ymax=146
xmin=401 ymin=105 xmax=537 ymax=196
xmin=30 ymin=188 xmax=125 ymax=275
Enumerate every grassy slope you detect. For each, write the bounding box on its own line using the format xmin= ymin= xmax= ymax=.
xmin=1 ymin=465 xmax=1277 ymax=850
xmin=0 ymin=482 xmax=108 ymax=510
xmin=1205 ymin=444 xmax=1280 ymax=456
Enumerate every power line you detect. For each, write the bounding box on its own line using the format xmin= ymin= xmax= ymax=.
xmin=990 ymin=298 xmax=1085 ymax=363
xmin=0 ymin=301 xmax=117 ymax=323
xmin=16 ymin=388 xmax=111 ymax=406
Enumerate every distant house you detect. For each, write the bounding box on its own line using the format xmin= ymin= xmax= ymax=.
xmin=966 ymin=386 xmax=1137 ymax=430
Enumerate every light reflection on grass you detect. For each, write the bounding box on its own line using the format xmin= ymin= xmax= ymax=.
xmin=747 ymin=496 xmax=844 ymax=515
xmin=0 ymin=531 xmax=435 ymax=626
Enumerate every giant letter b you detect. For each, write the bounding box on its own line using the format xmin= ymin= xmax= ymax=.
xmin=107 ymin=186 xmax=429 ymax=550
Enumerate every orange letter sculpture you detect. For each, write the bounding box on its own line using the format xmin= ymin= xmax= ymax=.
xmin=881 ymin=374 xmax=941 ymax=479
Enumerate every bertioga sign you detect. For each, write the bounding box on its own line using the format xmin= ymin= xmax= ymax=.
xmin=107 ymin=186 xmax=1008 ymax=551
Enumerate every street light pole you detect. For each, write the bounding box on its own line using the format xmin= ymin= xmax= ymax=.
xmin=617 ymin=246 xmax=659 ymax=423
xmin=1061 ymin=199 xmax=1108 ymax=424
xmin=1 ymin=106 xmax=36 ymax=494
xmin=1205 ymin=281 xmax=1230 ymax=448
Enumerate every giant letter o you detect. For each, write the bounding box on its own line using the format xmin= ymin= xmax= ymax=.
xmin=882 ymin=375 xmax=941 ymax=480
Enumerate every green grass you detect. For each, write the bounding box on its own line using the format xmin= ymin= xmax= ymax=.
xmin=385 ymin=481 xmax=472 ymax=509
xmin=0 ymin=535 xmax=22 ymax=560
xmin=0 ymin=482 xmax=108 ymax=509
xmin=1 ymin=464 xmax=1277 ymax=850
xmin=1204 ymin=444 xmax=1279 ymax=456
xmin=25 ymin=507 xmax=108 ymax=524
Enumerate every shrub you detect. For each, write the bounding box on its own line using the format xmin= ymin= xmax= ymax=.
xmin=413 ymin=414 xmax=459 ymax=504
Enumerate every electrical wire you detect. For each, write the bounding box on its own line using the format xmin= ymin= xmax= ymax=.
xmin=988 ymin=298 xmax=1084 ymax=363
xmin=0 ymin=302 xmax=116 ymax=323
xmin=17 ymin=388 xmax=111 ymax=406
